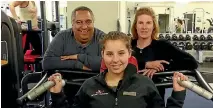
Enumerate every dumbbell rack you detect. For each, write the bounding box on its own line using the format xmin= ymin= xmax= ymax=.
xmin=158 ymin=33 xmax=213 ymax=63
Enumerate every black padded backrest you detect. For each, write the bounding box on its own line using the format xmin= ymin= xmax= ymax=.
xmin=1 ymin=10 xmax=20 ymax=107
xmin=9 ymin=17 xmax=24 ymax=74
xmin=1 ymin=11 xmax=19 ymax=83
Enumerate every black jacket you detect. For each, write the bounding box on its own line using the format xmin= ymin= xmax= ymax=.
xmin=51 ymin=64 xmax=186 ymax=108
xmin=131 ymin=39 xmax=198 ymax=70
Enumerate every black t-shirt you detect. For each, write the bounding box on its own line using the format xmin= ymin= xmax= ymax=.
xmin=132 ymin=41 xmax=155 ymax=70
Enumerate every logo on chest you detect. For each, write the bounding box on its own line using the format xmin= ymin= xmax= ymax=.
xmin=91 ymin=90 xmax=109 ymax=97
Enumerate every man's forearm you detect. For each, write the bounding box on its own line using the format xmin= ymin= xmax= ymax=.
xmin=77 ymin=54 xmax=101 ymax=71
xmin=42 ymin=57 xmax=83 ymax=70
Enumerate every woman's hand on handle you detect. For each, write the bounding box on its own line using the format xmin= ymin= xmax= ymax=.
xmin=48 ymin=73 xmax=63 ymax=93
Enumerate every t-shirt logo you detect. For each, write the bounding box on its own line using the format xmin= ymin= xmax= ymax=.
xmin=91 ymin=89 xmax=109 ymax=96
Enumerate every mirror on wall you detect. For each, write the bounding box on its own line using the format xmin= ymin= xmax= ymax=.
xmin=126 ymin=1 xmax=213 ymax=33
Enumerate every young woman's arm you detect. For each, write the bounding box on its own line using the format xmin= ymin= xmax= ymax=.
xmin=146 ymin=89 xmax=186 ymax=108
xmin=145 ymin=73 xmax=186 ymax=108
xmin=51 ymin=84 xmax=88 ymax=108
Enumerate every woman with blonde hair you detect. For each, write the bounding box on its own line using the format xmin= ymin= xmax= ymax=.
xmin=131 ymin=7 xmax=198 ymax=99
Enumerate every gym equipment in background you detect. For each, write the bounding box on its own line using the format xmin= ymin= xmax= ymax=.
xmin=165 ymin=34 xmax=171 ymax=40
xmin=179 ymin=34 xmax=185 ymax=41
xmin=207 ymin=35 xmax=213 ymax=40
xmin=186 ymin=42 xmax=193 ymax=50
xmin=200 ymin=42 xmax=208 ymax=50
xmin=159 ymin=34 xmax=164 ymax=40
xmin=200 ymin=35 xmax=206 ymax=41
xmin=185 ymin=34 xmax=191 ymax=40
xmin=193 ymin=34 xmax=199 ymax=41
xmin=193 ymin=42 xmax=200 ymax=50
xmin=207 ymin=42 xmax=213 ymax=50
xmin=179 ymin=42 xmax=186 ymax=50
xmin=172 ymin=34 xmax=178 ymax=40
xmin=172 ymin=42 xmax=178 ymax=47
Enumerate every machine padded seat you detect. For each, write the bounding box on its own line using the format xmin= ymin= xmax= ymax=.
xmin=24 ymin=50 xmax=40 ymax=63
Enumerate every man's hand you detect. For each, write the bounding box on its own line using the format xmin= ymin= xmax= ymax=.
xmin=140 ymin=69 xmax=157 ymax=79
xmin=61 ymin=55 xmax=78 ymax=60
xmin=173 ymin=72 xmax=188 ymax=91
xmin=83 ymin=65 xmax=92 ymax=71
xmin=145 ymin=60 xmax=169 ymax=71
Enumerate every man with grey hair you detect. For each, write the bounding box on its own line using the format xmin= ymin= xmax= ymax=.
xmin=42 ymin=6 xmax=105 ymax=71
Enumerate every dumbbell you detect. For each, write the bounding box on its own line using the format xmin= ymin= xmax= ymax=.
xmin=207 ymin=35 xmax=212 ymax=40
xmin=193 ymin=35 xmax=199 ymax=41
xmin=193 ymin=42 xmax=200 ymax=50
xmin=207 ymin=42 xmax=213 ymax=50
xmin=185 ymin=34 xmax=191 ymax=40
xmin=178 ymin=42 xmax=186 ymax=50
xmin=165 ymin=34 xmax=171 ymax=40
xmin=200 ymin=42 xmax=208 ymax=50
xmin=172 ymin=34 xmax=178 ymax=40
xmin=178 ymin=34 xmax=185 ymax=41
xmin=200 ymin=35 xmax=206 ymax=41
xmin=159 ymin=34 xmax=164 ymax=40
xmin=172 ymin=42 xmax=178 ymax=47
xmin=179 ymin=42 xmax=185 ymax=46
xmin=185 ymin=42 xmax=193 ymax=50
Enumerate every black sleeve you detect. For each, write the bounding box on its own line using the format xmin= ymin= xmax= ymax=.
xmin=138 ymin=61 xmax=146 ymax=70
xmin=71 ymin=85 xmax=89 ymax=108
xmin=163 ymin=40 xmax=198 ymax=70
xmin=146 ymin=80 xmax=186 ymax=108
xmin=166 ymin=90 xmax=186 ymax=108
xmin=146 ymin=86 xmax=166 ymax=108
xmin=51 ymin=92 xmax=70 ymax=108
xmin=51 ymin=85 xmax=88 ymax=108
xmin=42 ymin=31 xmax=83 ymax=70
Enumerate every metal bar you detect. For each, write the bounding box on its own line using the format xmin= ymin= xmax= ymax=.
xmin=195 ymin=70 xmax=213 ymax=93
xmin=55 ymin=1 xmax=60 ymax=22
xmin=40 ymin=1 xmax=48 ymax=55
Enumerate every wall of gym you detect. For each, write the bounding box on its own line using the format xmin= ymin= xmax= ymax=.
xmin=67 ymin=1 xmax=119 ymax=33
xmin=65 ymin=1 xmax=213 ymax=33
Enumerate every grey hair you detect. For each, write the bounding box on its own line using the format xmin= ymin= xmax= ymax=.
xmin=71 ymin=6 xmax=95 ymax=23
